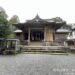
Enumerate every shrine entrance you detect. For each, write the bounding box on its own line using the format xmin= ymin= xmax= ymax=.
xmin=30 ymin=30 xmax=44 ymax=42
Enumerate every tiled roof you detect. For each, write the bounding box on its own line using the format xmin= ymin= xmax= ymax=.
xmin=26 ymin=15 xmax=65 ymax=24
xmin=56 ymin=28 xmax=70 ymax=33
xmin=26 ymin=14 xmax=48 ymax=23
xmin=15 ymin=15 xmax=66 ymax=30
xmin=45 ymin=17 xmax=65 ymax=23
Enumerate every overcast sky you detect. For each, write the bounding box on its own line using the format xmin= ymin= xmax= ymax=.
xmin=0 ymin=0 xmax=75 ymax=23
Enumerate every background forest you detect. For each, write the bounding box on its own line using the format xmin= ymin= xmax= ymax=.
xmin=0 ymin=7 xmax=20 ymax=38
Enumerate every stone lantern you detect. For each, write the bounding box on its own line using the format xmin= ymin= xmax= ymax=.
xmin=14 ymin=29 xmax=23 ymax=40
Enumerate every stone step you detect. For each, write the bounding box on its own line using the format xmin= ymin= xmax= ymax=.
xmin=22 ymin=50 xmax=67 ymax=52
xmin=22 ymin=51 xmax=68 ymax=55
xmin=29 ymin=42 xmax=43 ymax=46
xmin=21 ymin=46 xmax=69 ymax=53
xmin=21 ymin=49 xmax=68 ymax=53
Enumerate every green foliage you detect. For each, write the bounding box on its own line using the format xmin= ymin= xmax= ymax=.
xmin=0 ymin=7 xmax=8 ymax=19
xmin=8 ymin=15 xmax=20 ymax=38
xmin=9 ymin=15 xmax=20 ymax=24
xmin=0 ymin=7 xmax=20 ymax=38
xmin=0 ymin=16 xmax=11 ymax=38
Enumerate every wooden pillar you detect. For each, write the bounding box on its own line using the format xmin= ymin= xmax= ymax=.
xmin=44 ymin=27 xmax=47 ymax=46
xmin=53 ymin=30 xmax=55 ymax=41
xmin=28 ymin=27 xmax=30 ymax=45
xmin=44 ymin=27 xmax=46 ymax=42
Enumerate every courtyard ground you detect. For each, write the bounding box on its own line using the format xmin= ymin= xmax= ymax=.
xmin=0 ymin=54 xmax=75 ymax=75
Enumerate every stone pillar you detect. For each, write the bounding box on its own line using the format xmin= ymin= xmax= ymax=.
xmin=28 ymin=27 xmax=30 ymax=45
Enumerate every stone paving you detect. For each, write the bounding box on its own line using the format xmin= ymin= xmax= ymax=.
xmin=0 ymin=54 xmax=75 ymax=75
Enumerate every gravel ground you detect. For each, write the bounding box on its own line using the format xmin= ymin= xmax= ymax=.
xmin=0 ymin=54 xmax=75 ymax=75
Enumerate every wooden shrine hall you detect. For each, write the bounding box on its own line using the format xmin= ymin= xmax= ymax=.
xmin=14 ymin=15 xmax=67 ymax=45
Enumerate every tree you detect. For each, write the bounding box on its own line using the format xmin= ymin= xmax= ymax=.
xmin=9 ymin=15 xmax=20 ymax=32
xmin=0 ymin=7 xmax=11 ymax=38
xmin=9 ymin=15 xmax=20 ymax=24
xmin=0 ymin=16 xmax=11 ymax=38
xmin=0 ymin=7 xmax=8 ymax=19
xmin=8 ymin=15 xmax=20 ymax=38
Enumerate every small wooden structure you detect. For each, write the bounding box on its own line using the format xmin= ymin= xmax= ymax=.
xmin=5 ymin=39 xmax=21 ymax=54
xmin=66 ymin=27 xmax=75 ymax=52
xmin=66 ymin=39 xmax=75 ymax=53
xmin=0 ymin=38 xmax=21 ymax=54
xmin=55 ymin=27 xmax=70 ymax=45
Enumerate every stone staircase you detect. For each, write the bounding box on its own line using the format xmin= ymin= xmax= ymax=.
xmin=21 ymin=45 xmax=69 ymax=54
xmin=29 ymin=42 xmax=44 ymax=46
